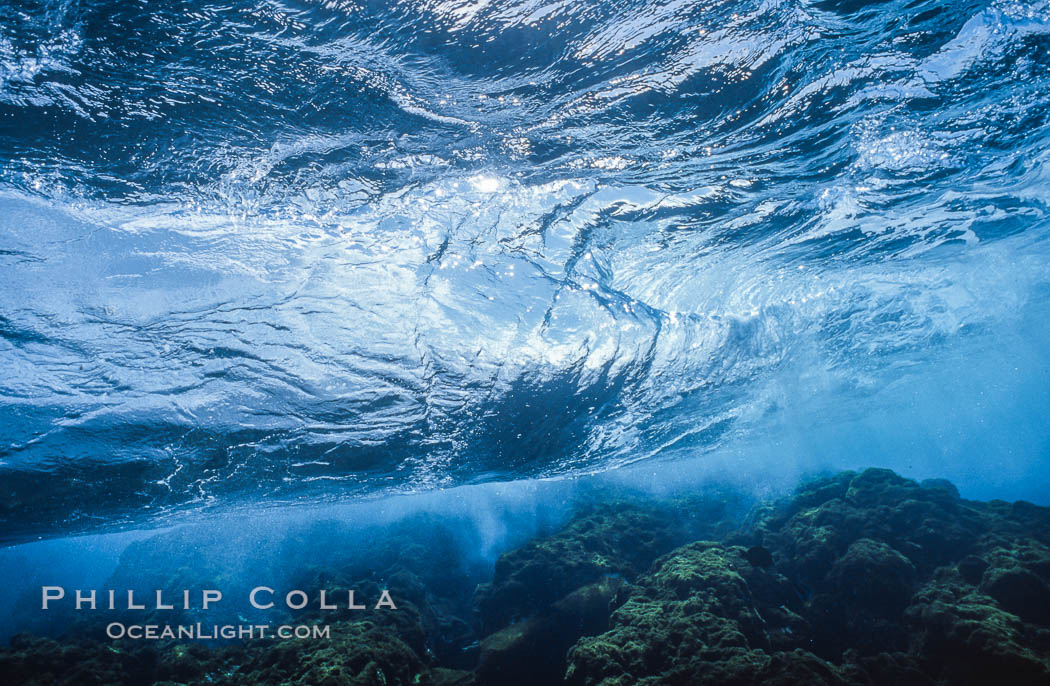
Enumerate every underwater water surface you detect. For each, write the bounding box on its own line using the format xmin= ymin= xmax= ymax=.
xmin=2 ymin=0 xmax=1050 ymax=559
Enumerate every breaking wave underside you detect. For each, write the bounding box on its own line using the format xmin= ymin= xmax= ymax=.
xmin=2 ymin=0 xmax=1050 ymax=542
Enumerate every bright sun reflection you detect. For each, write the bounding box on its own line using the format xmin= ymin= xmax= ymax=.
xmin=470 ymin=175 xmax=502 ymax=193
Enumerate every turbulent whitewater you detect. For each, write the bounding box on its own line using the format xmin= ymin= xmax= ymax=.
xmin=2 ymin=0 xmax=1050 ymax=542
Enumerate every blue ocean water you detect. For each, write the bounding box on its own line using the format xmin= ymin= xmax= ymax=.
xmin=2 ymin=0 xmax=1050 ymax=548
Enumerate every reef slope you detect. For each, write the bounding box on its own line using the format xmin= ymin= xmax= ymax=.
xmin=2 ymin=469 xmax=1049 ymax=685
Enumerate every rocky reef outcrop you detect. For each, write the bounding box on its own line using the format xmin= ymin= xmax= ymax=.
xmin=2 ymin=469 xmax=1049 ymax=685
xmin=470 ymin=493 xmax=743 ymax=684
xmin=561 ymin=469 xmax=1050 ymax=685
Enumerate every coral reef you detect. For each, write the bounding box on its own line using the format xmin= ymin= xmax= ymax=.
xmin=472 ymin=502 xmax=683 ymax=636
xmin=564 ymin=469 xmax=1050 ymax=685
xmin=2 ymin=469 xmax=1050 ymax=685
xmin=0 ymin=620 xmax=462 ymax=686
xmin=564 ymin=541 xmax=828 ymax=686
xmin=470 ymin=493 xmax=742 ymax=684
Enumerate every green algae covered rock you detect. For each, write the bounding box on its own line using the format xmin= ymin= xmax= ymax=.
xmin=475 ymin=576 xmax=627 ymax=686
xmin=906 ymin=572 xmax=1050 ymax=685
xmin=0 ymin=620 xmax=454 ymax=686
xmin=749 ymin=468 xmax=982 ymax=581
xmin=0 ymin=633 xmax=157 ymax=686
xmin=977 ymin=538 xmax=1050 ymax=626
xmin=564 ymin=543 xmax=843 ymax=685
xmin=470 ymin=494 xmax=744 ymax=684
xmin=228 ymin=620 xmax=430 ymax=686
xmin=473 ymin=501 xmax=689 ymax=636
xmin=828 ymin=538 xmax=916 ymax=615
xmin=4 ymin=468 xmax=1050 ymax=686
xmin=746 ymin=468 xmax=1050 ymax=659
xmin=565 ymin=469 xmax=1050 ymax=686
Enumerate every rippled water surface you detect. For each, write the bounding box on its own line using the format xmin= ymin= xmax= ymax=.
xmin=2 ymin=0 xmax=1050 ymax=542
